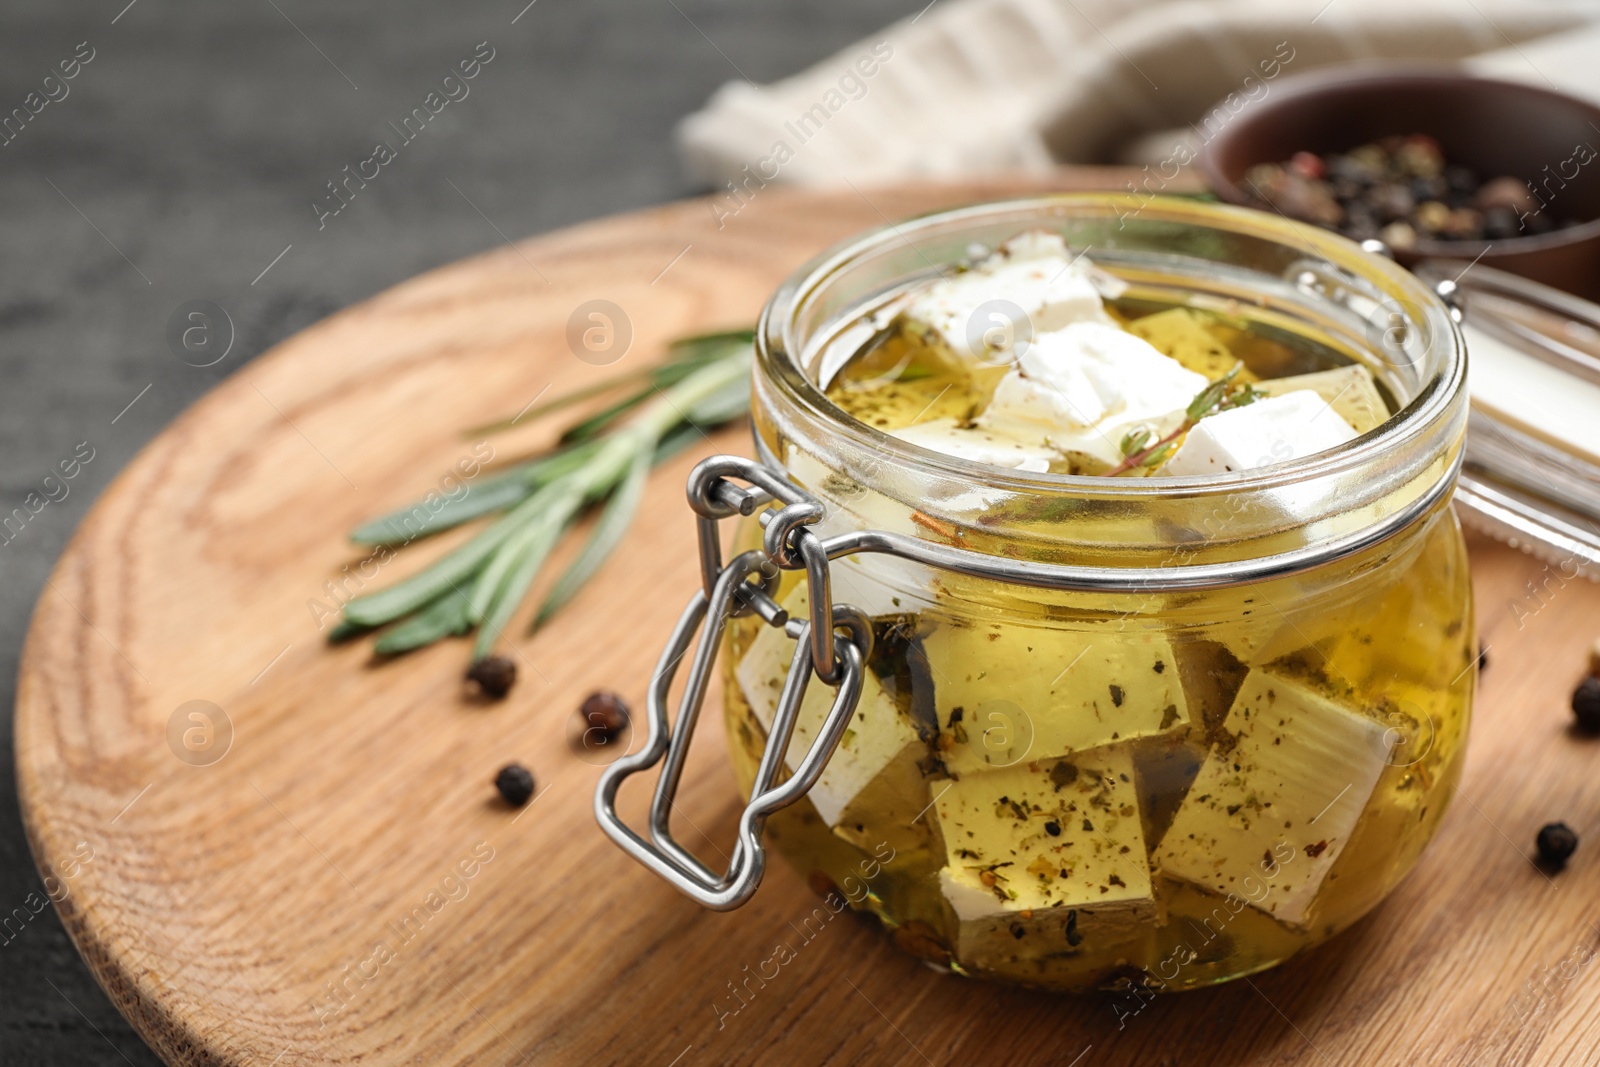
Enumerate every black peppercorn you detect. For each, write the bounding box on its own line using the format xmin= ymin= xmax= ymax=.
xmin=1477 ymin=643 xmax=1488 ymax=673
xmin=1369 ymin=183 xmax=1415 ymax=223
xmin=494 ymin=763 xmax=535 ymax=807
xmin=1536 ymin=822 xmax=1578 ymax=869
xmin=1444 ymin=165 xmax=1479 ymax=196
xmin=466 ymin=655 xmax=517 ymax=699
xmin=1574 ymin=677 xmax=1600 ymax=734
xmin=579 ymin=690 xmax=631 ymax=741
xmin=1482 ymin=206 xmax=1523 ymax=241
xmin=1409 ymin=174 xmax=1449 ymax=202
xmin=1343 ymin=203 xmax=1381 ymax=241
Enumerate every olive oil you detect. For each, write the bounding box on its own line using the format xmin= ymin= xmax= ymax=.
xmin=719 ymin=299 xmax=1473 ymax=993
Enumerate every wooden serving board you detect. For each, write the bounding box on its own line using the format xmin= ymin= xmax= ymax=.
xmin=18 ymin=171 xmax=1600 ymax=1067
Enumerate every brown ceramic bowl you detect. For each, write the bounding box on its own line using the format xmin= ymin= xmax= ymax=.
xmin=1199 ymin=63 xmax=1600 ymax=301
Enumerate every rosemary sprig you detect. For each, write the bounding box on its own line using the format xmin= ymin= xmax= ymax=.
xmin=374 ymin=586 xmax=473 ymax=655
xmin=560 ymin=343 xmax=739 ymax=443
xmin=1102 ymin=363 xmax=1264 ymax=476
xmin=337 ymin=331 xmax=753 ymax=661
xmin=533 ymin=438 xmax=652 ymax=629
xmin=461 ymin=328 xmax=753 ymax=437
xmin=350 ymin=438 xmax=607 ymax=546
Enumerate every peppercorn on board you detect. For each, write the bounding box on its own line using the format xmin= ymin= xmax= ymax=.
xmin=17 ymin=176 xmax=1600 ymax=1067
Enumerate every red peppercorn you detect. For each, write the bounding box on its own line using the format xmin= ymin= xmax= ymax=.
xmin=579 ymin=690 xmax=631 ymax=741
xmin=1288 ymin=151 xmax=1325 ymax=180
xmin=1475 ymin=176 xmax=1537 ymax=215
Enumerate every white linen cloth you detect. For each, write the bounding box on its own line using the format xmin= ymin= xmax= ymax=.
xmin=678 ymin=0 xmax=1600 ymax=188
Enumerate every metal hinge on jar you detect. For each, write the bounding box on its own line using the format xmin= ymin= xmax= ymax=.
xmin=593 ymin=455 xmax=874 ymax=911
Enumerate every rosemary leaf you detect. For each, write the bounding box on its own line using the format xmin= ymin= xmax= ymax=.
xmin=653 ymin=421 xmax=704 ymax=462
xmin=352 ymin=478 xmax=532 ymax=546
xmin=462 ymin=330 xmax=742 ymax=438
xmin=342 ymin=480 xmax=565 ymax=627
xmin=668 ymin=327 xmax=757 ymax=355
xmin=326 ymin=617 xmax=373 ymax=643
xmin=460 ymin=372 xmax=652 ymax=437
xmin=349 ymin=439 xmax=606 ymax=546
xmin=558 ymin=350 xmax=740 ymax=443
xmin=559 ymin=384 xmax=657 ymax=443
xmin=636 ymin=334 xmax=734 ymax=371
xmin=534 ymin=437 xmax=653 ymax=628
xmin=472 ymin=509 xmax=570 ymax=659
xmin=685 ymin=373 xmax=751 ymax=427
xmin=373 ymin=586 xmax=474 ymax=655
xmin=633 ymin=347 xmax=752 ymax=442
xmin=467 ymin=484 xmax=585 ymax=623
xmin=339 ymin=338 xmax=754 ymax=654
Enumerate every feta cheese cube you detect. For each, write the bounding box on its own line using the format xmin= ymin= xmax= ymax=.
xmin=934 ymin=748 xmax=1157 ymax=963
xmin=902 ymin=231 xmax=1113 ymax=364
xmin=733 ymin=586 xmax=933 ymax=854
xmin=890 ymin=418 xmax=1056 ymax=472
xmin=776 ymin=446 xmax=948 ymax=619
xmin=921 ymin=619 xmax=1189 ymax=775
xmin=1152 ymin=669 xmax=1396 ymax=927
xmin=780 ymin=444 xmax=921 ymax=541
xmin=977 ymin=322 xmax=1209 ymax=466
xmin=1253 ymin=364 xmax=1389 ymax=434
xmin=1161 ymin=390 xmax=1358 ymax=477
xmin=1305 ymin=558 xmax=1472 ymax=699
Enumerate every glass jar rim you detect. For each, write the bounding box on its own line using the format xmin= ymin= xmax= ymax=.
xmin=756 ymin=193 xmax=1466 ymax=500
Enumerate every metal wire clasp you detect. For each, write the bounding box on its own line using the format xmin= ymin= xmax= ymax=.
xmin=593 ymin=455 xmax=871 ymax=910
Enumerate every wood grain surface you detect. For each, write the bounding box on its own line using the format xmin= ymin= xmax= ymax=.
xmin=16 ymin=170 xmax=1600 ymax=1067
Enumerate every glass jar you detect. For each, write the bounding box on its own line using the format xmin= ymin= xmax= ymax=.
xmin=718 ymin=195 xmax=1473 ymax=993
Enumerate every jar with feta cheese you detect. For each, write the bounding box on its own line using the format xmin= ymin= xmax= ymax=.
xmin=712 ymin=195 xmax=1473 ymax=993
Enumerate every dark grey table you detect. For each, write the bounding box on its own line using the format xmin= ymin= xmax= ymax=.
xmin=0 ymin=2 xmax=919 ymax=1061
